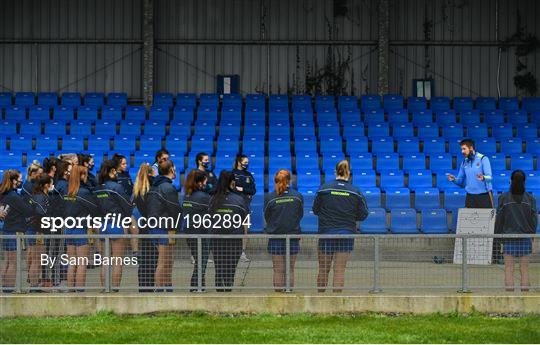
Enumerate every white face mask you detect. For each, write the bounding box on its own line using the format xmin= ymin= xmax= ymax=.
xmin=49 ymin=185 xmax=55 ymax=192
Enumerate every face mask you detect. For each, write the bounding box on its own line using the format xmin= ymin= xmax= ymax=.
xmin=16 ymin=181 xmax=22 ymax=189
xmin=49 ymin=185 xmax=55 ymax=192
xmin=202 ymin=162 xmax=210 ymax=170
xmin=466 ymin=151 xmax=475 ymax=161
xmin=241 ymin=163 xmax=249 ymax=170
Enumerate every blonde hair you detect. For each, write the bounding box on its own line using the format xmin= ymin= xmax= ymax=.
xmin=335 ymin=160 xmax=351 ymax=180
xmin=26 ymin=160 xmax=43 ymax=180
xmin=133 ymin=163 xmax=152 ymax=198
xmin=59 ymin=153 xmax=78 ymax=165
xmin=274 ymin=170 xmax=291 ymax=196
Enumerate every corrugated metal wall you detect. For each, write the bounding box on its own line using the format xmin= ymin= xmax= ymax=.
xmin=1 ymin=0 xmax=539 ymax=98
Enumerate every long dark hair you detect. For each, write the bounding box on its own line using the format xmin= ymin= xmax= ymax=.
xmin=33 ymin=174 xmax=54 ymax=195
xmin=55 ymin=160 xmax=71 ymax=181
xmin=209 ymin=170 xmax=235 ymax=212
xmin=184 ymin=169 xmax=207 ymax=197
xmin=98 ymin=160 xmax=117 ymax=185
xmin=510 ymin=170 xmax=526 ymax=196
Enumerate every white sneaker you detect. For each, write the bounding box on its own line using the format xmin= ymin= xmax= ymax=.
xmin=240 ymin=252 xmax=250 ymax=262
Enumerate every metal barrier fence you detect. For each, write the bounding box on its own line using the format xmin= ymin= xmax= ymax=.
xmin=0 ymin=234 xmax=538 ymax=293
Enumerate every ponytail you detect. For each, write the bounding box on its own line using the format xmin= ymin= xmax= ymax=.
xmin=273 ymin=169 xmax=291 ymax=196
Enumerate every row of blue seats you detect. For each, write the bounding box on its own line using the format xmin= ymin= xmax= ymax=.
xmin=0 ymin=92 xmax=127 ymax=108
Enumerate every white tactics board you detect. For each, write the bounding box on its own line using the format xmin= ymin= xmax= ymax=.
xmin=453 ymin=208 xmax=496 ymax=265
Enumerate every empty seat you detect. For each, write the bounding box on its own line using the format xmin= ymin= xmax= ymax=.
xmin=35 ymin=136 xmax=59 ymax=152
xmin=15 ymin=92 xmax=35 ymax=107
xmin=318 ymin=124 xmax=340 ymax=139
xmin=402 ymin=154 xmax=426 ymax=172
xmin=493 ymin=171 xmax=511 ymax=192
xmin=125 ymin=106 xmax=147 ymax=121
xmin=338 ymin=95 xmax=358 ymax=111
xmin=392 ymin=123 xmax=414 ymax=138
xmin=199 ymin=93 xmax=219 ymax=109
xmin=1 ymin=120 xmax=17 ymax=136
xmin=435 ymin=109 xmax=457 ymax=126
xmin=320 ymin=152 xmax=344 ymax=172
xmin=149 ymin=106 xmax=170 ymax=122
xmin=407 ymin=97 xmax=427 ymax=112
xmin=429 ymin=154 xmax=453 ymax=172
xmin=119 ymin=121 xmax=142 ymax=136
xmin=113 ymin=136 xmax=137 ymax=152
xmin=499 ymin=97 xmax=519 ymax=112
xmin=19 ymin=121 xmax=41 ymax=136
xmin=383 ymin=94 xmax=403 ymax=111
xmin=388 ymin=109 xmax=409 ymax=124
xmin=245 ymin=94 xmax=265 ymax=108
xmin=5 ymin=105 xmax=26 ymax=121
xmin=295 ymin=137 xmax=317 ymax=153
xmin=29 ymin=105 xmax=50 ymax=121
xmin=385 ymin=188 xmax=411 ymax=209
xmin=411 ymin=110 xmax=433 ymax=125
xmin=0 ymin=151 xmax=22 ymax=167
xmin=361 ymin=94 xmax=381 ymax=111
xmin=319 ymin=138 xmax=342 ymax=154
xmin=510 ymin=154 xmax=534 ymax=171
xmin=507 ymin=110 xmax=528 ymax=126
xmin=380 ymin=170 xmax=404 ymax=189
xmin=139 ymin=136 xmax=163 ymax=152
xmin=484 ymin=109 xmax=505 ymax=126
xmin=77 ymin=105 xmax=98 ymax=121
xmin=44 ymin=121 xmax=67 ymax=136
xmin=408 ymin=169 xmax=433 ymax=190
xmin=61 ymin=136 xmax=84 ymax=151
xmin=9 ymin=136 xmax=33 ymax=152
xmin=453 ymin=97 xmax=473 ymax=112
xmin=460 ymin=110 xmax=481 ymax=126
xmin=37 ymin=92 xmax=58 ymax=108
xmin=164 ymin=137 xmax=188 ymax=154
xmin=423 ymin=138 xmax=446 ymax=155
xmin=61 ymin=92 xmax=81 ymax=107
xmin=342 ymin=124 xmax=365 ymax=140
xmin=442 ymin=124 xmax=464 ymax=139
xmin=371 ymin=137 xmax=394 ymax=154
xmin=345 ymin=136 xmax=369 ymax=154
xmin=193 ymin=123 xmax=217 ymax=137
xmin=414 ymin=188 xmax=440 ymax=210
xmin=525 ymin=171 xmax=540 ymax=192
xmin=0 ymin=93 xmax=12 ymax=108
xmin=421 ymin=209 xmax=448 ymax=233
xmin=84 ymin=93 xmax=104 ymax=107
xmin=26 ymin=151 xmax=50 ymax=165
xmin=88 ymin=136 xmax=111 ymax=152
xmin=153 ymin=93 xmax=174 ymax=108
xmin=364 ymin=109 xmax=385 ymax=125
xmin=466 ymin=124 xmax=488 ymax=138
xmin=500 ymin=138 xmax=523 ymax=154
xmin=516 ymin=124 xmax=539 ymax=139
xmin=296 ymin=170 xmax=321 ymax=195
xmin=417 ymin=124 xmax=439 ymax=139
xmin=292 ymin=95 xmax=312 ymax=110
xmin=475 ymin=138 xmax=496 ymax=154
xmin=492 ymin=124 xmax=514 ymax=139
xmin=102 ymin=105 xmax=123 ymax=121
xmin=53 ymin=105 xmax=74 ymax=121
xmin=350 ymin=153 xmax=373 ymax=170
xmin=144 ymin=122 xmax=166 ymax=137
xmin=476 ymin=97 xmax=496 ymax=111
xmin=95 ymin=121 xmax=118 ymax=136
xmin=176 ymin=93 xmax=197 ymax=109
xmin=526 ymin=138 xmax=540 ymax=155
xmin=360 ymin=208 xmax=388 ymax=234
xmin=133 ymin=151 xmax=154 ymax=168
xmin=485 ymin=153 xmax=506 ymax=171
xmin=430 ymin=97 xmax=450 ymax=112
xmin=397 ymin=137 xmax=419 ymax=154
xmin=340 ymin=109 xmax=361 ymax=125
xmin=107 ymin=93 xmax=128 ymax=107
xmin=351 ymin=169 xmax=377 ymax=187
xmin=522 ymin=97 xmax=540 ymax=112
xmin=390 ymin=208 xmax=418 ymax=233
xmin=295 ymin=153 xmax=320 ymax=172
xmin=436 ymin=173 xmax=460 ymax=191
xmin=376 ymin=153 xmax=399 ymax=171
xmin=219 ymin=124 xmax=241 ymax=138
xmin=70 ymin=120 xmax=92 ymax=137
xmin=173 ymin=106 xmax=194 ymax=123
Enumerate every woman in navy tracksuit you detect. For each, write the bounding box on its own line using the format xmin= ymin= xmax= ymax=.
xmin=94 ymin=160 xmax=133 ymax=290
xmin=0 ymin=170 xmax=34 ymax=292
xmin=232 ymin=154 xmax=256 ymax=261
xmin=313 ymin=160 xmax=368 ymax=293
xmin=209 ymin=170 xmax=249 ymax=292
xmin=264 ymin=169 xmax=304 ymax=292
xmin=182 ymin=169 xmax=212 ymax=291
xmin=132 ymin=163 xmax=157 ymax=292
xmin=146 ymin=160 xmax=181 ymax=292
xmin=20 ymin=161 xmax=44 ymax=288
xmin=113 ymin=153 xmax=133 ymax=196
xmin=64 ymin=166 xmax=99 ymax=292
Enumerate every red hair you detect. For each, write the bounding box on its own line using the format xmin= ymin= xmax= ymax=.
xmin=274 ymin=170 xmax=291 ymax=196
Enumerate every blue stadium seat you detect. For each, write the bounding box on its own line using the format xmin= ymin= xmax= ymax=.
xmin=8 ymin=136 xmax=32 ymax=152
xmin=119 ymin=121 xmax=142 ymax=136
xmin=526 ymin=138 xmax=540 ymax=155
xmin=5 ymin=105 xmax=26 ymax=121
xmin=125 ymin=106 xmax=147 ymax=121
xmin=385 ymin=188 xmax=411 ymax=209
xmin=35 ymin=136 xmax=59 ymax=152
xmin=28 ymin=105 xmax=50 ymax=121
xmin=19 ymin=121 xmax=41 ymax=136
xmin=140 ymin=136 xmax=163 ymax=152
xmin=219 ymin=124 xmax=241 ymax=138
xmin=107 ymin=93 xmax=128 ymax=107
xmin=387 ymin=109 xmax=409 ymax=124
xmin=442 ymin=124 xmax=464 ymax=139
xmin=407 ymin=97 xmax=427 ymax=112
xmin=113 ymin=136 xmax=137 ymax=152
xmin=293 ymin=125 xmax=315 ymax=138
xmin=383 ymin=94 xmax=403 ymax=111
xmin=300 ymin=211 xmax=318 ymax=233
xmin=77 ymin=105 xmax=98 ymax=121
xmin=345 ymin=136 xmax=369 ymax=154
xmin=380 ymin=170 xmax=404 ymax=189
xmin=408 ymin=169 xmax=433 ymax=190
xmin=296 ymin=170 xmax=321 ymax=195
xmin=421 ymin=209 xmax=448 ymax=233
xmin=430 ymin=97 xmax=450 ymax=112
xmin=392 ymin=123 xmax=414 ymax=138
xmin=269 ymin=125 xmax=290 ymax=138
xmin=460 ymin=110 xmax=481 ymax=126
xmin=511 ymin=154 xmax=534 ymax=171
xmin=522 ymin=97 xmax=540 ymax=112
xmin=338 ymin=95 xmax=358 ymax=111
xmin=429 ymin=154 xmax=453 ymax=172
xmin=435 ymin=109 xmax=456 ymax=126
xmin=350 ymin=153 xmax=373 ymax=170
xmin=340 ymin=109 xmax=361 ymax=125
xmin=149 ymin=106 xmax=170 ymax=122
xmin=319 ymin=138 xmax=342 ymax=154
xmin=95 ymin=120 xmax=117 ymax=137
xmin=500 ymin=138 xmax=523 ymax=154
xmin=351 ymin=169 xmax=377 ymax=187
xmin=417 ymin=124 xmax=439 ymax=139
xmin=70 ymin=120 xmax=92 ymax=137
xmin=318 ymin=124 xmax=340 ymax=139
xmin=390 ymin=208 xmax=418 ymax=233
xmin=476 ymin=97 xmax=496 ymax=111
xmin=242 ymin=136 xmax=265 ymax=154
xmin=447 ymin=138 xmax=463 ymax=155
xmin=368 ymin=123 xmax=390 ymax=138
xmin=492 ymin=124 xmax=514 ymax=139
xmin=295 ymin=137 xmax=317 ymax=153
xmin=0 ymin=93 xmax=12 ymax=108
xmin=102 ymin=105 xmax=123 ymax=121
xmin=364 ymin=109 xmax=385 ymax=125
xmin=475 ymin=138 xmax=496 ymax=154
xmin=525 ymin=171 xmax=540 ymax=193
xmin=84 ymin=93 xmax=104 ymax=107
xmin=1 ymin=120 xmax=17 ymax=136
xmin=493 ymin=170 xmax=511 ymax=192
xmin=0 ymin=151 xmax=22 ymax=167
xmin=507 ymin=110 xmax=528 ymax=126
xmin=466 ymin=124 xmax=488 ymax=138
xmin=53 ymin=105 xmax=74 ymax=121
xmin=199 ymin=93 xmax=219 ymax=109
xmin=88 ymin=136 xmax=111 ymax=152
xmin=317 ymin=108 xmax=338 ymax=124
xmin=360 ymin=187 xmax=381 ymax=209
xmin=193 ymin=122 xmax=217 ymax=137
xmin=133 ymin=151 xmax=154 ymax=168
xmin=533 ymin=111 xmax=540 ymax=126
xmin=62 ymin=136 xmax=84 ymax=151
xmin=190 ymin=136 xmax=214 ymax=154
xmin=153 ymin=93 xmax=174 ymax=108
xmin=37 ymin=93 xmax=57 ymax=108
xmin=361 ymin=94 xmax=381 ymax=111
xmin=516 ymin=124 xmax=538 ymax=139
xmin=245 ymin=94 xmax=265 ymax=108
xmin=397 ymin=137 xmax=419 ymax=154
xmin=411 ymin=110 xmax=433 ymax=125
xmin=376 ymin=153 xmax=399 ymax=171
xmin=197 ymin=108 xmax=218 ymax=125
xmin=172 ymin=106 xmax=194 ymax=123
xmin=15 ymin=92 xmax=35 ymax=107
xmin=296 ymin=153 xmax=320 ymax=172
xmin=292 ymin=95 xmax=312 ymax=110
xmin=315 ymin=95 xmax=335 ymax=109
xmin=423 ymin=138 xmax=446 ymax=155
xmin=342 ymin=124 xmax=365 ymax=140
xmin=164 ymin=137 xmax=188 ymax=155
xmin=499 ymin=97 xmax=519 ymax=112
xmin=26 ymin=151 xmax=50 ymax=165
xmin=360 ymin=208 xmax=388 ymax=234
xmin=414 ymin=188 xmax=440 ymax=210
xmin=221 ymin=106 xmax=242 ymax=123
xmin=453 ymin=97 xmax=473 ymax=112
xmin=61 ymin=92 xmax=81 ymax=108
xmin=436 ymin=173 xmax=460 ymax=191
xmin=43 ymin=120 xmax=67 ymax=136
xmin=486 ymin=153 xmax=506 ymax=171
xmin=402 ymin=154 xmax=426 ymax=172
xmin=484 ymin=109 xmax=505 ymax=126
xmin=216 ymin=136 xmax=240 ymax=153
xmin=176 ymin=93 xmax=197 ymax=109
xmin=320 ymin=152 xmax=344 ymax=172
